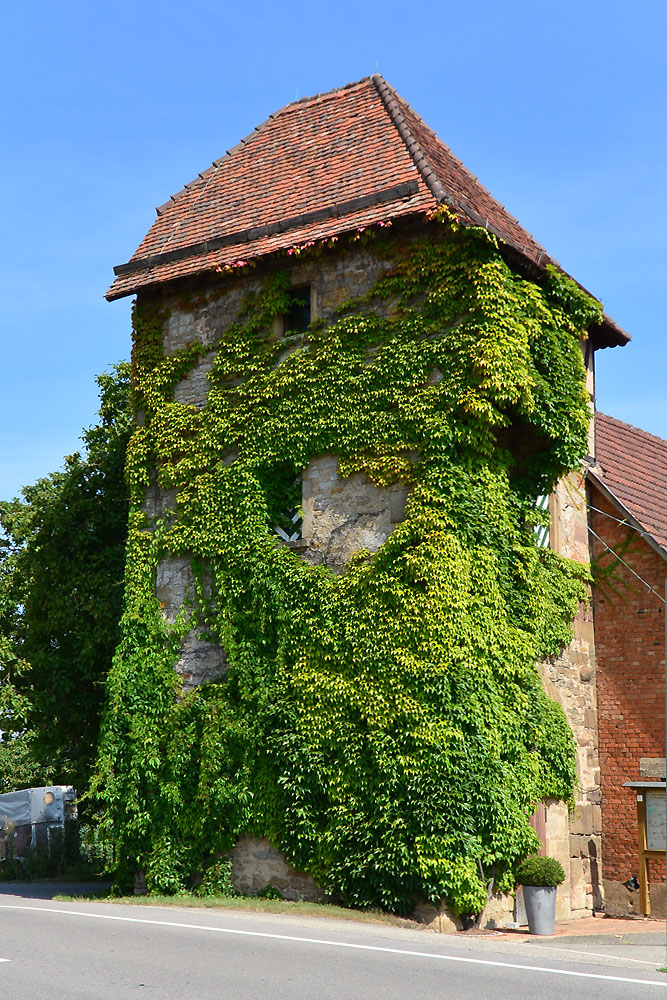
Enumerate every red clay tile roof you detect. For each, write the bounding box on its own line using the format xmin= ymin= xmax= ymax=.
xmin=106 ymin=75 xmax=628 ymax=348
xmin=592 ymin=412 xmax=667 ymax=552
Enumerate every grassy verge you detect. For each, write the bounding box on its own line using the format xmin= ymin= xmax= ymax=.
xmin=52 ymin=890 xmax=423 ymax=928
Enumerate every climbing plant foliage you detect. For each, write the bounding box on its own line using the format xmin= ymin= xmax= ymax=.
xmin=93 ymin=216 xmax=599 ymax=914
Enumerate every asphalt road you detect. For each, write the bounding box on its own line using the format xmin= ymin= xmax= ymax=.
xmin=0 ymin=890 xmax=665 ymax=998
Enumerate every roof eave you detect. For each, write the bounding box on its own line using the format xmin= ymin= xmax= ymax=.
xmin=589 ymin=313 xmax=630 ymax=350
xmin=493 ymin=243 xmax=628 ymax=350
xmin=106 ymin=218 xmax=634 ymax=347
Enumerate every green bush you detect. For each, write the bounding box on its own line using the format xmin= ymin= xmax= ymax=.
xmin=195 ymin=858 xmax=238 ymax=897
xmin=515 ymin=855 xmax=565 ymax=887
xmin=256 ymin=884 xmax=283 ymax=900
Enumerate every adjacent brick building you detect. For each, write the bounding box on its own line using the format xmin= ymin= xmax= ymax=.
xmin=589 ymin=413 xmax=667 ymax=917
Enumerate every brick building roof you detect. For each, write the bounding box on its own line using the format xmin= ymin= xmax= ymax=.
xmin=106 ymin=76 xmax=627 ymax=348
xmin=592 ymin=412 xmax=667 ymax=554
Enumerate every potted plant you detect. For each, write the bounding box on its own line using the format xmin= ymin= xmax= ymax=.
xmin=515 ymin=855 xmax=565 ymax=935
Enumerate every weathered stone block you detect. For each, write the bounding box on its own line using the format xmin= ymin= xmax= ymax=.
xmin=301 ymin=453 xmax=409 ymax=569
xmin=569 ymin=833 xmax=584 ymax=856
xmin=569 ymin=802 xmax=592 ymax=835
xmin=603 ymin=878 xmax=642 ymax=917
xmin=481 ymin=893 xmax=515 ymax=930
xmin=640 ymin=758 xmax=667 ymax=779
xmin=545 ymin=799 xmax=569 ymax=839
xmin=176 ymin=627 xmax=228 ymax=691
xmin=174 ymin=354 xmax=215 ymax=409
xmin=142 ymin=485 xmax=178 ymax=523
xmin=569 ymin=857 xmax=588 ymax=911
xmin=229 ymin=835 xmax=323 ymax=902
xmin=155 ymin=556 xmax=227 ymax=689
xmin=592 ymin=804 xmax=602 ymax=835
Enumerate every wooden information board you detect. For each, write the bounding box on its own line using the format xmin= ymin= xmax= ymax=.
xmin=624 ymin=781 xmax=667 ymax=917
xmin=646 ymin=790 xmax=667 ymax=852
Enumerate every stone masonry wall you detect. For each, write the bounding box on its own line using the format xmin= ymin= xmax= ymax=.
xmin=541 ymin=471 xmax=603 ymax=920
xmin=155 ymin=556 xmax=228 ymax=690
xmin=526 ymin=341 xmax=602 ymax=923
xmin=589 ymin=484 xmax=666 ymax=918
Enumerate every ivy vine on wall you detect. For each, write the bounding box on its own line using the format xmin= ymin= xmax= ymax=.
xmin=93 ymin=214 xmax=600 ymax=915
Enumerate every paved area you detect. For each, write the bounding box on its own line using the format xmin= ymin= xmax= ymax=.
xmin=504 ymin=920 xmax=666 ymax=972
xmin=457 ymin=913 xmax=667 ymax=969
xmin=520 ymin=914 xmax=666 ymax=938
xmin=1 ymin=882 xmax=665 ymax=993
xmin=0 ymin=880 xmax=111 ymax=899
xmin=0 ymin=893 xmax=666 ymax=998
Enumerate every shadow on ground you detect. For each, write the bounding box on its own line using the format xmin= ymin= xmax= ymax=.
xmin=0 ymin=881 xmax=111 ymax=899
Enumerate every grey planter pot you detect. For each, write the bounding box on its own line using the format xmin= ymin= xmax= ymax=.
xmin=523 ymin=884 xmax=557 ymax=935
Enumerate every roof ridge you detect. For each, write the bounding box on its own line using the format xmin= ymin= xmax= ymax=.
xmin=277 ymin=76 xmax=374 ymax=113
xmin=597 ymin=411 xmax=667 ymax=449
xmin=371 ymin=75 xmax=444 ymax=207
xmin=372 ymin=76 xmax=548 ymax=261
xmin=151 ymin=76 xmax=414 ymax=260
xmin=389 ymin=84 xmax=527 ymax=233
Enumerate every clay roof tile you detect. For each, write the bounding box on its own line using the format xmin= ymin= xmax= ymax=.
xmin=593 ymin=412 xmax=667 ymax=552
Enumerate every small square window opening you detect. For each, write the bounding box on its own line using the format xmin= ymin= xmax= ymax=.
xmin=286 ymin=286 xmax=311 ymax=333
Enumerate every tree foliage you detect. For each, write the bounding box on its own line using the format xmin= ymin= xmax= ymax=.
xmin=0 ymin=364 xmax=132 ymax=796
xmin=94 ymin=218 xmax=598 ymax=914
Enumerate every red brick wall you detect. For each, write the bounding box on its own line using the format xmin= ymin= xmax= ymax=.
xmin=589 ymin=485 xmax=666 ymax=884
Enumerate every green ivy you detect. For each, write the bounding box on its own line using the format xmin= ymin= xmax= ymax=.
xmin=93 ymin=218 xmax=597 ymax=915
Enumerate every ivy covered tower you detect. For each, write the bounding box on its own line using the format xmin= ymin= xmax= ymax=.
xmin=103 ymin=77 xmax=627 ymax=923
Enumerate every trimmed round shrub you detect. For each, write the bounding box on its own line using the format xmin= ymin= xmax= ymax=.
xmin=515 ymin=855 xmax=566 ymax=887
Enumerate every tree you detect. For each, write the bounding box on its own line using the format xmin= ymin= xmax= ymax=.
xmin=0 ymin=364 xmax=131 ymax=797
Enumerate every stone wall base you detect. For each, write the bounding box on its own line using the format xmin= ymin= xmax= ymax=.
xmin=228 ymin=837 xmax=520 ymax=930
xmin=412 ymin=902 xmax=461 ymax=932
xmin=228 ymin=835 xmax=593 ymax=931
xmin=603 ymin=879 xmax=666 ymax=919
xmin=229 ymin=835 xmax=323 ymax=902
xmin=413 ymin=893 xmax=516 ymax=932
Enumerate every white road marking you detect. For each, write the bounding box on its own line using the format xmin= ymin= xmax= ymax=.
xmin=0 ymin=903 xmax=665 ymax=988
xmin=528 ymin=943 xmax=664 ymax=967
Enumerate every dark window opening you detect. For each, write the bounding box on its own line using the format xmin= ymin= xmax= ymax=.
xmin=285 ymin=286 xmax=311 ymax=333
xmin=262 ymin=462 xmax=303 ymax=542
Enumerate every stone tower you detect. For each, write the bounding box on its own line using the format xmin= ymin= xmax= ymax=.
xmin=106 ymin=77 xmax=628 ymax=920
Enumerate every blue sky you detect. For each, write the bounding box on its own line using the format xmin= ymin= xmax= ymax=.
xmin=2 ymin=1 xmax=665 ymax=499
